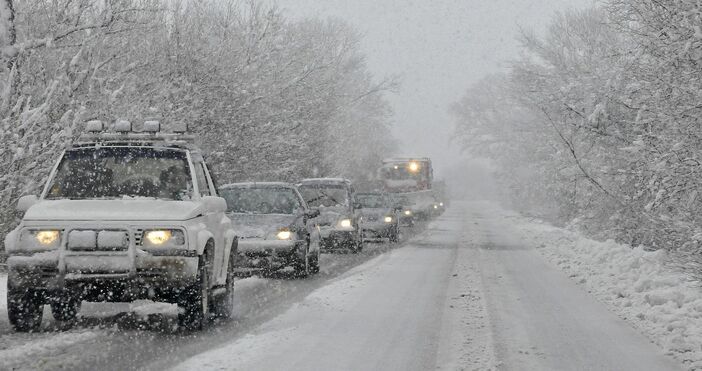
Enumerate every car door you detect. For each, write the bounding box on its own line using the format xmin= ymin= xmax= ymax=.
xmin=296 ymin=188 xmax=321 ymax=253
xmin=194 ymin=161 xmax=226 ymax=283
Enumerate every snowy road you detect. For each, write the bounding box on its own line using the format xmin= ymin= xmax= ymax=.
xmin=0 ymin=202 xmax=684 ymax=370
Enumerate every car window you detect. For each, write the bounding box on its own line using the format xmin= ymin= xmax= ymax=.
xmin=194 ymin=163 xmax=212 ymax=197
xmin=220 ymin=187 xmax=302 ymax=214
xmin=298 ymin=185 xmax=349 ymax=208
xmin=356 ymin=194 xmax=387 ymax=208
xmin=46 ymin=147 xmax=192 ymax=200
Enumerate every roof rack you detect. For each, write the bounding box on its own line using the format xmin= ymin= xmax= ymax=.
xmin=75 ymin=120 xmax=196 ymax=147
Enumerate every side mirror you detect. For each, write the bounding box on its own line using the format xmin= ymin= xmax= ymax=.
xmin=202 ymin=196 xmax=227 ymax=213
xmin=353 ymin=202 xmax=363 ymax=210
xmin=305 ymin=209 xmax=320 ymax=219
xmin=17 ymin=195 xmax=39 ymax=212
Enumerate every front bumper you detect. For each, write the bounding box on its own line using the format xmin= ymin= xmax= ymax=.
xmin=360 ymin=222 xmax=396 ymax=239
xmin=234 ymin=239 xmax=305 ymax=272
xmin=319 ymin=227 xmax=357 ymax=250
xmin=7 ymin=253 xmax=199 ymax=302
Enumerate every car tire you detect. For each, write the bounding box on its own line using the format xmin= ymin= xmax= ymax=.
xmin=309 ymin=248 xmax=320 ymax=274
xmin=8 ymin=288 xmax=44 ymax=332
xmin=212 ymin=244 xmax=237 ymax=320
xmin=178 ymin=252 xmax=211 ymax=331
xmin=50 ymin=295 xmax=81 ymax=322
xmin=352 ymin=236 xmax=364 ymax=254
xmin=389 ymin=226 xmax=400 ymax=243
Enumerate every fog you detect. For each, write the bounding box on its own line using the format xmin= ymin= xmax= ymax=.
xmin=274 ymin=0 xmax=590 ymax=187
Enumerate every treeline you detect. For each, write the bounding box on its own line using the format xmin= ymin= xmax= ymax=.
xmin=453 ymin=1 xmax=702 ymax=251
xmin=0 ymin=0 xmax=395 ymax=234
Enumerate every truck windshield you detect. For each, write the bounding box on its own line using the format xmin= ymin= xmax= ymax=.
xmin=299 ymin=185 xmax=349 ymax=208
xmin=45 ymin=147 xmax=192 ymax=200
xmin=220 ymin=187 xmax=301 ymax=214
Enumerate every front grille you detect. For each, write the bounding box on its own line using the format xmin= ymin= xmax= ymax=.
xmin=366 ymin=215 xmax=379 ymax=222
xmin=67 ymin=229 xmax=129 ymax=251
xmin=133 ymin=229 xmax=144 ymax=247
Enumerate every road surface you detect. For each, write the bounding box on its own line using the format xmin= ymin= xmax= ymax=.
xmin=0 ymin=202 xmax=684 ymax=370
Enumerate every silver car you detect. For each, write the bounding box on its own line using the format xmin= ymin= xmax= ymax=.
xmin=356 ymin=192 xmax=400 ymax=242
xmin=219 ymin=182 xmax=321 ymax=277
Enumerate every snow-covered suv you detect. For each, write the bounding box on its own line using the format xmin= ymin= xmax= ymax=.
xmin=4 ymin=120 xmax=238 ymax=331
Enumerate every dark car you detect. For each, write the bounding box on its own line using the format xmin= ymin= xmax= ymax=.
xmin=391 ymin=194 xmax=416 ymax=227
xmin=219 ymin=182 xmax=321 ymax=277
xmin=356 ymin=192 xmax=400 ymax=242
xmin=298 ymin=178 xmax=364 ymax=253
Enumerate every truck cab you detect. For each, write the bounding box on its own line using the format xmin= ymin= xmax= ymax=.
xmin=4 ymin=120 xmax=237 ymax=331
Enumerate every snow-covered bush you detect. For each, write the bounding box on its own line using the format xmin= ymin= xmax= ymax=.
xmin=453 ymin=3 xmax=702 ymax=255
xmin=0 ymin=0 xmax=396 ymax=251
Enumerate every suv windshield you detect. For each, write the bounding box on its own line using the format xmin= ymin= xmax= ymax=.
xmin=220 ymin=187 xmax=301 ymax=214
xmin=46 ymin=147 xmax=192 ymax=200
xmin=356 ymin=194 xmax=387 ymax=208
xmin=299 ymin=184 xmax=349 ymax=208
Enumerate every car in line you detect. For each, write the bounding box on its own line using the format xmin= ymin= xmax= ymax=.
xmin=219 ymin=182 xmax=321 ymax=277
xmin=4 ymin=120 xmax=238 ymax=331
xmin=391 ymin=194 xmax=416 ymax=227
xmin=298 ymin=178 xmax=364 ymax=253
xmin=355 ymin=192 xmax=400 ymax=243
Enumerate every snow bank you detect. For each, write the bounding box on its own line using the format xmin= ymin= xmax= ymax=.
xmin=512 ymin=216 xmax=702 ymax=370
xmin=0 ymin=273 xmax=6 ymax=313
xmin=0 ymin=331 xmax=100 ymax=367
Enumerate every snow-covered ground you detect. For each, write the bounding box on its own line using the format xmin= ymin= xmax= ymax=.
xmin=173 ymin=211 xmax=476 ymax=371
xmin=0 ymin=273 xmax=6 ymax=314
xmin=508 ymin=208 xmax=702 ymax=369
xmin=0 ymin=202 xmax=692 ymax=370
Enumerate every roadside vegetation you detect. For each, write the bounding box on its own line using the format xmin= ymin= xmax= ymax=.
xmin=453 ymin=1 xmax=702 ymax=258
xmin=0 ymin=0 xmax=396 ymax=242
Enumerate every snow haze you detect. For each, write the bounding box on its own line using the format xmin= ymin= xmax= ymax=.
xmin=273 ymin=0 xmax=591 ymax=177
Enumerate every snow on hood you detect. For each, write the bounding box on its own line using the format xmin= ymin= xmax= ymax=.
xmin=23 ymin=199 xmax=205 ymax=221
xmin=314 ymin=208 xmax=350 ymax=226
xmin=227 ymin=213 xmax=298 ymax=238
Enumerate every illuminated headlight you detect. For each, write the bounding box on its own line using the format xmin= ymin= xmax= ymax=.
xmin=384 ymin=216 xmax=393 ymax=223
xmin=439 ymin=202 xmax=444 ymax=207
xmin=20 ymin=229 xmax=62 ymax=249
xmin=404 ymin=210 xmax=412 ymax=216
xmin=276 ymin=230 xmax=292 ymax=240
xmin=143 ymin=229 xmax=185 ymax=246
xmin=36 ymin=230 xmax=60 ymax=245
xmin=408 ymin=161 xmax=420 ymax=172
xmin=339 ymin=219 xmax=352 ymax=228
xmin=434 ymin=205 xmax=438 ymax=209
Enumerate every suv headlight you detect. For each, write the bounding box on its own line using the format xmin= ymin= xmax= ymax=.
xmin=276 ymin=229 xmax=292 ymax=240
xmin=384 ymin=216 xmax=393 ymax=223
xmin=338 ymin=218 xmax=352 ymax=229
xmin=143 ymin=229 xmax=185 ymax=247
xmin=20 ymin=229 xmax=62 ymax=249
xmin=404 ymin=210 xmax=412 ymax=216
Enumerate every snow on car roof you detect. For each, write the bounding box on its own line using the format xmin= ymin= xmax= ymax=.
xmin=220 ymin=182 xmax=297 ymax=189
xmin=299 ymin=178 xmax=351 ymax=185
xmin=382 ymin=157 xmax=431 ymax=164
xmin=73 ymin=132 xmax=199 ymax=151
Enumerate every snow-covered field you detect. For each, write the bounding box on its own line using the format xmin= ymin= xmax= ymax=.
xmin=509 ymin=209 xmax=702 ymax=369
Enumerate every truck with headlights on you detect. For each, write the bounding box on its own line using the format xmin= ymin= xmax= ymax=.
xmin=378 ymin=157 xmax=435 ymax=220
xmin=3 ymin=120 xmax=237 ymax=331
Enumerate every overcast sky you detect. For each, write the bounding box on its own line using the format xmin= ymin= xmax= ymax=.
xmin=274 ymin=0 xmax=591 ymax=177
